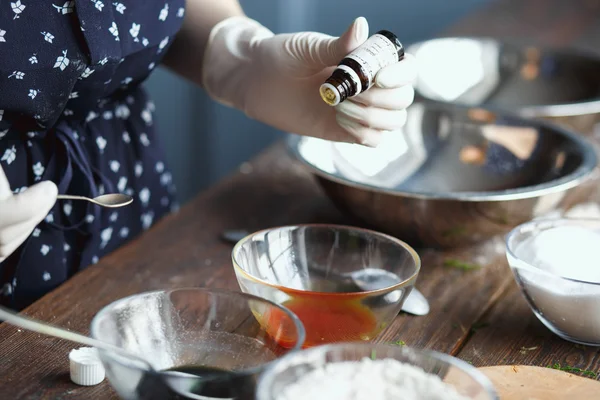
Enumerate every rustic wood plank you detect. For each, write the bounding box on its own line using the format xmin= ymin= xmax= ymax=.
xmin=375 ymin=237 xmax=512 ymax=352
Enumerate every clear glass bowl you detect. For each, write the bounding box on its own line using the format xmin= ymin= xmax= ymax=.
xmin=506 ymin=218 xmax=600 ymax=346
xmin=255 ymin=342 xmax=498 ymax=400
xmin=232 ymin=224 xmax=421 ymax=348
xmin=90 ymin=288 xmax=305 ymax=400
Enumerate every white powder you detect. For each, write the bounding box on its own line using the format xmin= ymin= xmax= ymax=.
xmin=513 ymin=225 xmax=600 ymax=343
xmin=520 ymin=226 xmax=600 ymax=282
xmin=275 ymin=357 xmax=470 ymax=400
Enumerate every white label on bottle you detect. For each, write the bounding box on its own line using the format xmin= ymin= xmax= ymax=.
xmin=346 ymin=33 xmax=399 ymax=92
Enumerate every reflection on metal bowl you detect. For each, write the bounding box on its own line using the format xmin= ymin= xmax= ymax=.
xmin=287 ymin=102 xmax=597 ymax=249
xmin=407 ymin=37 xmax=600 ymax=135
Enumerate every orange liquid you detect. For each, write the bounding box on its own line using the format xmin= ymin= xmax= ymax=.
xmin=263 ymin=297 xmax=377 ymax=348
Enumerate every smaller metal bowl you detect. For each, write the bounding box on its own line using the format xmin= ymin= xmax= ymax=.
xmin=506 ymin=218 xmax=600 ymax=346
xmin=288 ymin=101 xmax=597 ymax=248
xmin=408 ymin=37 xmax=600 ymax=134
xmin=255 ymin=342 xmax=498 ymax=400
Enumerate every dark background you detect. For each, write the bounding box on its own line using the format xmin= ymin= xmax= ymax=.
xmin=145 ymin=0 xmax=492 ymax=203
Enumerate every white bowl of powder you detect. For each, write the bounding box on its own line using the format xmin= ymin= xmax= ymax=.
xmin=506 ymin=218 xmax=600 ymax=346
xmin=255 ymin=342 xmax=498 ymax=400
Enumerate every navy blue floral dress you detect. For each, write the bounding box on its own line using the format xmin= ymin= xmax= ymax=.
xmin=0 ymin=0 xmax=184 ymax=310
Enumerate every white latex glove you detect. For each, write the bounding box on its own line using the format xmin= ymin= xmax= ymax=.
xmin=202 ymin=16 xmax=417 ymax=147
xmin=0 ymin=165 xmax=57 ymax=263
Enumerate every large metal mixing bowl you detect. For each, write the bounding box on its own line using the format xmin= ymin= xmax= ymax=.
xmin=407 ymin=37 xmax=600 ymax=135
xmin=287 ymin=102 xmax=597 ymax=248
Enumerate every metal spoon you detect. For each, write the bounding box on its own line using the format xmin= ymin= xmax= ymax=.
xmin=57 ymin=193 xmax=133 ymax=208
xmin=349 ymin=268 xmax=430 ymax=316
xmin=401 ymin=286 xmax=430 ymax=316
xmin=221 ymin=230 xmax=430 ymax=316
xmin=0 ymin=305 xmax=221 ymax=399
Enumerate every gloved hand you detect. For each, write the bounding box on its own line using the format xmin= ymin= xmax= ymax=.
xmin=0 ymin=165 xmax=57 ymax=263
xmin=202 ymin=16 xmax=416 ymax=147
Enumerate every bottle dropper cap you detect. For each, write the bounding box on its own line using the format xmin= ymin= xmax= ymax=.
xmin=319 ymin=83 xmax=341 ymax=106
xmin=320 ymin=69 xmax=354 ymax=106
xmin=69 ymin=347 xmax=106 ymax=386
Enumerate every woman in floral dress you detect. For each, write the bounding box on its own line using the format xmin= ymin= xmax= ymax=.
xmin=0 ymin=0 xmax=417 ymax=309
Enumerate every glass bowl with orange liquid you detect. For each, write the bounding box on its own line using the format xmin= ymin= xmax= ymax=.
xmin=231 ymin=224 xmax=421 ymax=348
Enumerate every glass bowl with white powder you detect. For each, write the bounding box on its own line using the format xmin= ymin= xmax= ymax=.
xmin=255 ymin=342 xmax=498 ymax=400
xmin=506 ymin=218 xmax=600 ymax=346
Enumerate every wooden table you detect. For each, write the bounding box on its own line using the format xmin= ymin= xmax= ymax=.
xmin=2 ymin=0 xmax=600 ymax=398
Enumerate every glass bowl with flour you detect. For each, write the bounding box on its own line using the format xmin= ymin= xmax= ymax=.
xmin=506 ymin=218 xmax=600 ymax=346
xmin=255 ymin=342 xmax=498 ymax=400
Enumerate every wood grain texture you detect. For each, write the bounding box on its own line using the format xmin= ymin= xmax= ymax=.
xmin=375 ymin=237 xmax=513 ymax=353
xmin=0 ymin=0 xmax=599 ymax=398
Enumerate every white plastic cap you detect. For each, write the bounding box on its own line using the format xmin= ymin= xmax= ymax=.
xmin=69 ymin=347 xmax=106 ymax=386
xmin=319 ymin=83 xmax=341 ymax=106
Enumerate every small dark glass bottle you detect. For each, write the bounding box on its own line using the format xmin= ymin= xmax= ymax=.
xmin=320 ymin=30 xmax=405 ymax=106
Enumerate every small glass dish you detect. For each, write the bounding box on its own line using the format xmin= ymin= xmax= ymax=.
xmin=506 ymin=218 xmax=600 ymax=346
xmin=255 ymin=342 xmax=498 ymax=400
xmin=232 ymin=224 xmax=421 ymax=348
xmin=90 ymin=288 xmax=305 ymax=400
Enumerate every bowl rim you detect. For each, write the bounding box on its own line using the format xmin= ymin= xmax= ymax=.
xmin=89 ymin=287 xmax=307 ymax=374
xmin=231 ymin=223 xmax=421 ymax=297
xmin=505 ymin=217 xmax=600 ymax=285
xmin=407 ymin=36 xmax=600 ymax=117
xmin=255 ymin=342 xmax=500 ymax=400
xmin=287 ymin=102 xmax=597 ymax=202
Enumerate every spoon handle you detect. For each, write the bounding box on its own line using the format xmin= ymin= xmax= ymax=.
xmin=0 ymin=305 xmax=149 ymax=368
xmin=56 ymin=194 xmax=90 ymax=201
xmin=0 ymin=305 xmax=103 ymax=347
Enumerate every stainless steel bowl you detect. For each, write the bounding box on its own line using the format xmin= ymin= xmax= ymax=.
xmin=407 ymin=37 xmax=600 ymax=135
xmin=287 ymin=101 xmax=597 ymax=248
